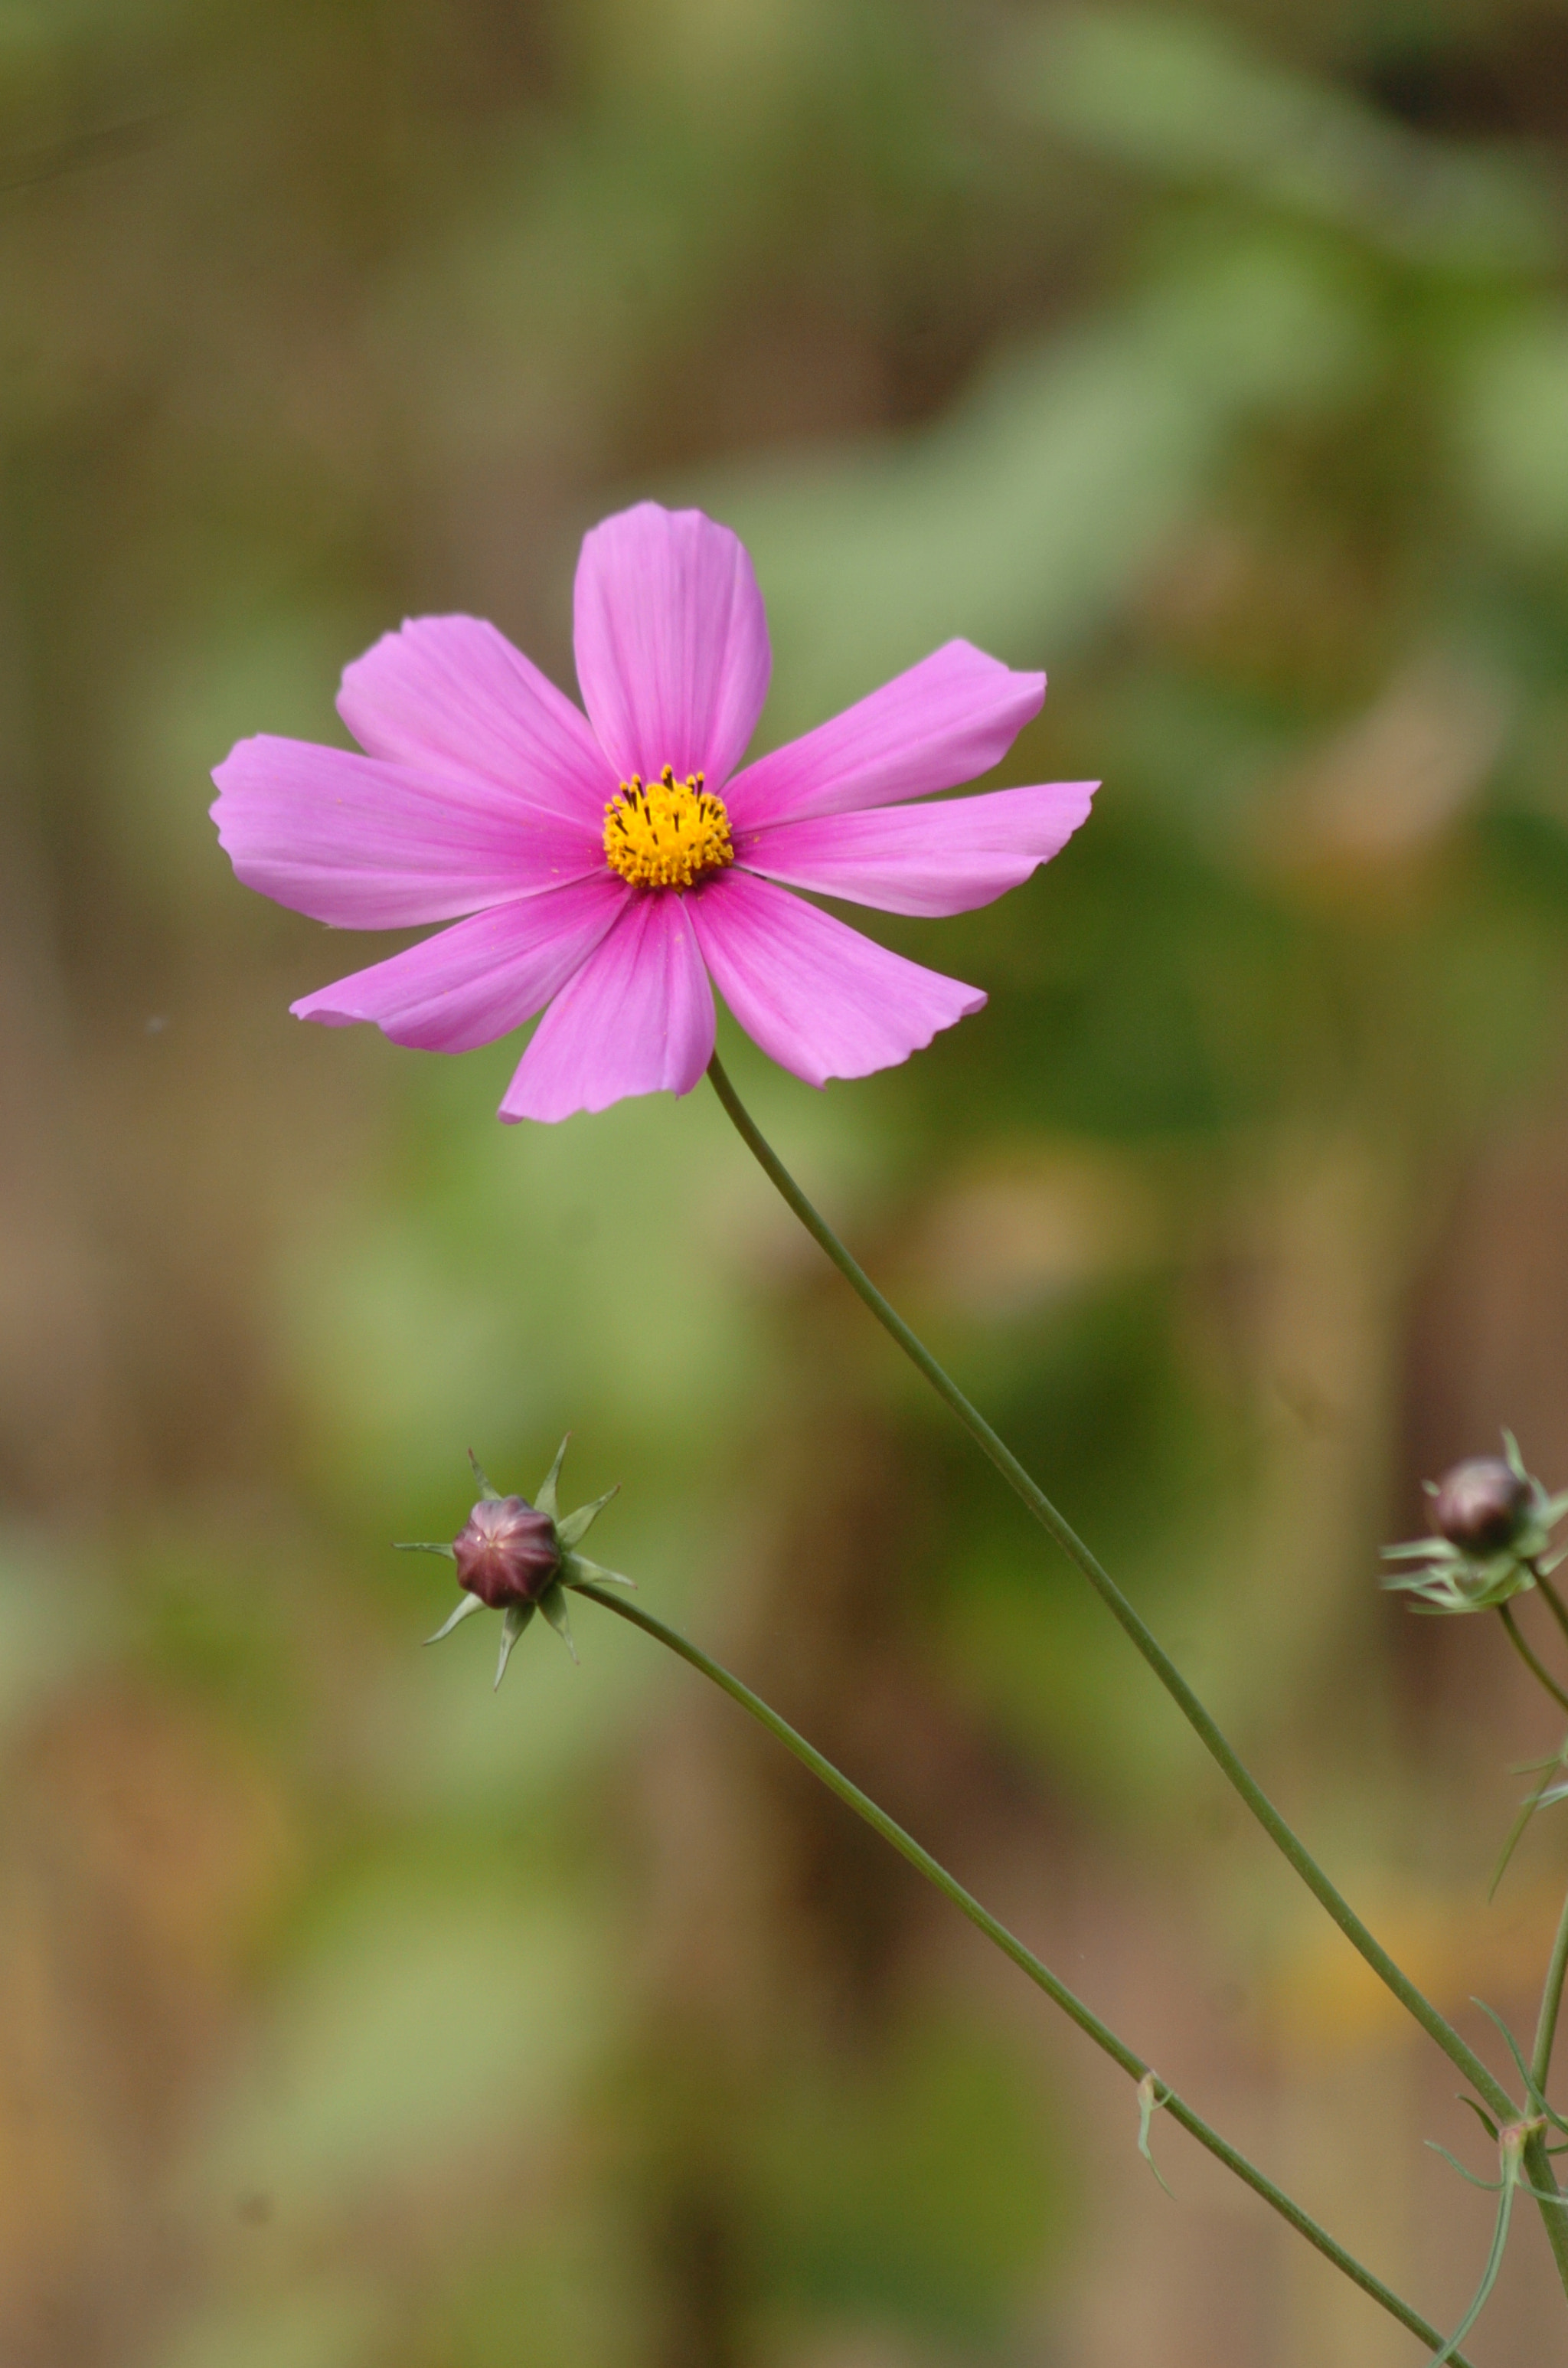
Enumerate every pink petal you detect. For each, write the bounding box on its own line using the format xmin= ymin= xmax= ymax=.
xmin=501 ymin=891 xmax=715 ymax=1123
xmin=212 ymin=736 xmax=602 ymax=928
xmin=338 ymin=615 xmax=616 ymax=824
xmin=740 ymin=781 xmax=1097 ymax=917
xmin=688 ymin=872 xmax=984 ymax=1088
xmin=724 ymin=641 xmax=1044 ymax=832
xmin=292 ymin=876 xmax=626 ymax=1052
xmin=572 ymin=503 xmax=770 ymax=791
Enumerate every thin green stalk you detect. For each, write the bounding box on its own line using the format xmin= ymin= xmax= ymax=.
xmin=1499 ymin=1604 xmax=1568 ymax=1720
xmin=705 ymin=1051 xmax=1514 ymax=2125
xmin=1523 ymin=2126 xmax=1568 ymax=2298
xmin=1529 ymin=1877 xmax=1568 ymax=2298
xmin=1537 ymin=1572 xmax=1568 ymax=1660
xmin=1495 ymin=1595 xmax=1568 ymax=2291
xmin=577 ymin=1581 xmax=1472 ymax=2362
xmin=1534 ymin=1882 xmax=1568 ymax=2096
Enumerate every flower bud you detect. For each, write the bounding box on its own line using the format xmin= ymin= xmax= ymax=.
xmin=1432 ymin=1457 xmax=1532 ymax=1554
xmin=452 ymin=1495 xmax=560 ymax=1608
xmin=1383 ymin=1431 xmax=1568 ymax=1614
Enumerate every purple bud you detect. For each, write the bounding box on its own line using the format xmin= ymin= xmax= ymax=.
xmin=452 ymin=1496 xmax=560 ymax=1608
xmin=1432 ymin=1457 xmax=1531 ymax=1554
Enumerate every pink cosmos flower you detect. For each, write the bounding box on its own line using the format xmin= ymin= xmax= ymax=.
xmin=211 ymin=503 xmax=1096 ymax=1123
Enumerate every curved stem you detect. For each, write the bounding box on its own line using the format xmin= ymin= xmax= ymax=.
xmin=1537 ymin=1572 xmax=1568 ymax=1660
xmin=577 ymin=1580 xmax=1472 ymax=2361
xmin=706 ymin=1052 xmax=1514 ymax=2122
xmin=1499 ymin=1604 xmax=1568 ymax=1719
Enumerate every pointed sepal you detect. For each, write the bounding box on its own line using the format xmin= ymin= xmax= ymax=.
xmin=495 ymin=1601 xmax=534 ymax=1689
xmin=537 ymin=1581 xmax=579 ymax=1663
xmin=426 ymin=1592 xmax=486 ymax=1645
xmin=396 ymin=1540 xmax=457 ymax=1558
xmin=557 ymin=1484 xmax=619 ymax=1549
xmin=469 ymin=1449 xmax=505 ymax=1502
xmin=565 ymin=1552 xmax=635 ymax=1589
xmin=534 ymin=1435 xmax=570 ymax=1522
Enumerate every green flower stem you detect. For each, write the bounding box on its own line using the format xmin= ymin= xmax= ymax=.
xmin=1530 ymin=1889 xmax=1568 ymax=2322
xmin=704 ymin=1052 xmax=1515 ymax=2125
xmin=1537 ymin=1572 xmax=1568 ymax=1660
xmin=1530 ymin=1884 xmax=1568 ymax=2303
xmin=1499 ymin=1604 xmax=1568 ymax=1719
xmin=1498 ymin=1608 xmax=1568 ymax=2294
xmin=1534 ymin=1880 xmax=1568 ymax=2097
xmin=576 ymin=1580 xmax=1472 ymax=2363
xmin=1524 ymin=2125 xmax=1568 ymax=2298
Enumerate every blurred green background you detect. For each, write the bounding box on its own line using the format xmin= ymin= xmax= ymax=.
xmin=8 ymin=2 xmax=1568 ymax=2361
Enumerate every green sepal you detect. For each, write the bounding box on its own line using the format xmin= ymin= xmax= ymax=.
xmin=557 ymin=1485 xmax=619 ymax=1549
xmin=469 ymin=1449 xmax=505 ymax=1503
xmin=537 ymin=1581 xmax=578 ymax=1663
xmin=565 ymin=1552 xmax=635 ymax=1589
xmin=396 ymin=1540 xmax=456 ymax=1558
xmin=495 ymin=1601 xmax=534 ymax=1689
xmin=534 ymin=1435 xmax=570 ymax=1522
xmin=426 ymin=1592 xmax=485 ymax=1646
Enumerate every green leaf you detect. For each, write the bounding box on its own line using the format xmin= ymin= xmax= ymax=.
xmin=1426 ymin=2141 xmax=1504 ymax=2193
xmin=1135 ymin=2072 xmax=1173 ymax=2196
xmin=1470 ymin=1999 xmax=1550 ymax=2118
xmin=1426 ymin=2169 xmax=1516 ymax=2365
xmin=1455 ymin=2095 xmax=1501 ymax=2144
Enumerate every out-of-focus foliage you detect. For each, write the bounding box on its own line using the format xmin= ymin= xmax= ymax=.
xmin=8 ymin=3 xmax=1568 ymax=2364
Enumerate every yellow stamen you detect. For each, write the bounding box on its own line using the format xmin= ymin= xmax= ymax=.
xmin=603 ymin=766 xmax=734 ymax=891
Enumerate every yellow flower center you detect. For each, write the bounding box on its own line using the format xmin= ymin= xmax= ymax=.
xmin=603 ymin=767 xmax=735 ymax=891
